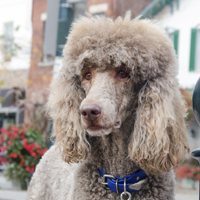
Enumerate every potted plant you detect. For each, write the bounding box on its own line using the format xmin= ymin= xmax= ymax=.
xmin=175 ymin=164 xmax=200 ymax=189
xmin=0 ymin=125 xmax=48 ymax=190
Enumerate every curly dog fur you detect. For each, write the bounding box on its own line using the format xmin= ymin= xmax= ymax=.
xmin=27 ymin=13 xmax=189 ymax=200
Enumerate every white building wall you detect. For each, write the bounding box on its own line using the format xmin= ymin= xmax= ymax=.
xmin=156 ymin=0 xmax=200 ymax=88
xmin=0 ymin=0 xmax=32 ymax=70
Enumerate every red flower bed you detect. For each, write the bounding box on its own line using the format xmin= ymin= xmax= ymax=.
xmin=0 ymin=125 xmax=48 ymax=189
xmin=175 ymin=164 xmax=200 ymax=181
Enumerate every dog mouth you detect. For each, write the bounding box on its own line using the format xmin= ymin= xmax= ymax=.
xmin=87 ymin=125 xmax=102 ymax=131
xmin=86 ymin=121 xmax=121 ymax=131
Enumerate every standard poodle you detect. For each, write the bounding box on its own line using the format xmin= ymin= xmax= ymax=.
xmin=27 ymin=13 xmax=190 ymax=200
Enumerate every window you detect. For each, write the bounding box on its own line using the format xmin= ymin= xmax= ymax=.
xmin=89 ymin=3 xmax=108 ymax=15
xmin=189 ymin=28 xmax=200 ymax=72
xmin=166 ymin=28 xmax=179 ymax=55
xmin=4 ymin=22 xmax=13 ymax=60
xmin=93 ymin=12 xmax=105 ymax=18
xmin=56 ymin=0 xmax=74 ymax=56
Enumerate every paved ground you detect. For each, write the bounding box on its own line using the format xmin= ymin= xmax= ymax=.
xmin=0 ymin=174 xmax=27 ymax=200
xmin=175 ymin=187 xmax=198 ymax=200
xmin=0 ymin=189 xmax=197 ymax=200
xmin=0 ymin=190 xmax=27 ymax=200
xmin=0 ymin=174 xmax=198 ymax=200
xmin=175 ymin=192 xmax=198 ymax=200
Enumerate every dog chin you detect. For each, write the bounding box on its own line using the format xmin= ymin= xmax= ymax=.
xmin=86 ymin=127 xmax=112 ymax=137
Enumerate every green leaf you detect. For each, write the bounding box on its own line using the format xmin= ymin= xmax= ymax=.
xmin=3 ymin=136 xmax=8 ymax=141
xmin=15 ymin=26 xmax=20 ymax=31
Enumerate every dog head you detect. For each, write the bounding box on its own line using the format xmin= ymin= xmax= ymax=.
xmin=47 ymin=13 xmax=189 ymax=174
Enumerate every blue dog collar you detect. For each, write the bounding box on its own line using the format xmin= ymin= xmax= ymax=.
xmin=98 ymin=168 xmax=147 ymax=194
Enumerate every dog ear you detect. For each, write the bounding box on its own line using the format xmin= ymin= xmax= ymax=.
xmin=47 ymin=71 xmax=89 ymax=163
xmin=128 ymin=77 xmax=190 ymax=174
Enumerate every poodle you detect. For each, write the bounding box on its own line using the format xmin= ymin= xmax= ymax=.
xmin=27 ymin=13 xmax=190 ymax=200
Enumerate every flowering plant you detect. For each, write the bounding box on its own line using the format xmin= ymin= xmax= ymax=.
xmin=179 ymin=88 xmax=194 ymax=124
xmin=0 ymin=125 xmax=48 ymax=189
xmin=175 ymin=164 xmax=200 ymax=181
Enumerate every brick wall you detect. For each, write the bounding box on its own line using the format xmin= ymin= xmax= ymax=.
xmin=87 ymin=0 xmax=154 ymax=19
xmin=26 ymin=0 xmax=53 ymax=125
xmin=87 ymin=0 xmax=114 ymax=17
xmin=28 ymin=0 xmax=53 ymax=103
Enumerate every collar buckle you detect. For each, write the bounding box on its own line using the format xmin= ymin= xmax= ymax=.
xmin=101 ymin=174 xmax=116 ymax=188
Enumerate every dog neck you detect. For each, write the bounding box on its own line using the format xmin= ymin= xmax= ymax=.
xmin=87 ymin=127 xmax=139 ymax=177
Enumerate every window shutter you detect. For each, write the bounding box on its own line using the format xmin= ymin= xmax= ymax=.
xmin=43 ymin=0 xmax=60 ymax=56
xmin=173 ymin=30 xmax=179 ymax=55
xmin=189 ymin=28 xmax=197 ymax=71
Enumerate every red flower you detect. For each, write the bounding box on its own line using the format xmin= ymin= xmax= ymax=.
xmin=25 ymin=167 xmax=35 ymax=173
xmin=20 ymin=134 xmax=25 ymax=139
xmin=23 ymin=140 xmax=37 ymax=155
xmin=19 ymin=163 xmax=23 ymax=167
xmin=11 ymin=127 xmax=19 ymax=135
xmin=31 ymin=152 xmax=37 ymax=158
xmin=0 ymin=135 xmax=4 ymax=143
xmin=25 ymin=167 xmax=30 ymax=172
xmin=23 ymin=140 xmax=28 ymax=146
xmin=30 ymin=167 xmax=35 ymax=173
xmin=0 ymin=128 xmax=7 ymax=133
xmin=9 ymin=153 xmax=18 ymax=158
xmin=41 ymin=148 xmax=48 ymax=155
xmin=1 ymin=146 xmax=7 ymax=152
xmin=188 ymin=173 xmax=193 ymax=178
xmin=31 ymin=143 xmax=36 ymax=149
xmin=10 ymin=127 xmax=19 ymax=139
xmin=0 ymin=157 xmax=7 ymax=164
xmin=7 ymin=141 xmax=12 ymax=146
xmin=8 ymin=133 xmax=16 ymax=140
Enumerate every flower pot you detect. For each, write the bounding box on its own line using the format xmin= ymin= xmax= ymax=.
xmin=181 ymin=178 xmax=199 ymax=190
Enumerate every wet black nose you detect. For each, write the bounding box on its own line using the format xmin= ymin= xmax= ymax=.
xmin=81 ymin=104 xmax=101 ymax=121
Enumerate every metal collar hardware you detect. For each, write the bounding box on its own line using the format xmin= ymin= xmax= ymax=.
xmin=120 ymin=178 xmax=132 ymax=200
xmin=101 ymin=174 xmax=116 ymax=187
xmin=98 ymin=168 xmax=147 ymax=200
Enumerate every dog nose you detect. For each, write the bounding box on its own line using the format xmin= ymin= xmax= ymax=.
xmin=81 ymin=104 xmax=101 ymax=121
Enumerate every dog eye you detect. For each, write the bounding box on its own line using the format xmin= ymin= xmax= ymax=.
xmin=85 ymin=72 xmax=92 ymax=80
xmin=117 ymin=70 xmax=129 ymax=79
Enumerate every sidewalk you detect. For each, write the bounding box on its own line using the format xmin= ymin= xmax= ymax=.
xmin=0 ymin=176 xmax=198 ymax=200
xmin=0 ymin=189 xmax=197 ymax=200
xmin=175 ymin=187 xmax=198 ymax=200
xmin=0 ymin=190 xmax=27 ymax=200
xmin=176 ymin=193 xmax=198 ymax=200
xmin=0 ymin=173 xmax=27 ymax=200
xmin=0 ymin=190 xmax=197 ymax=200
